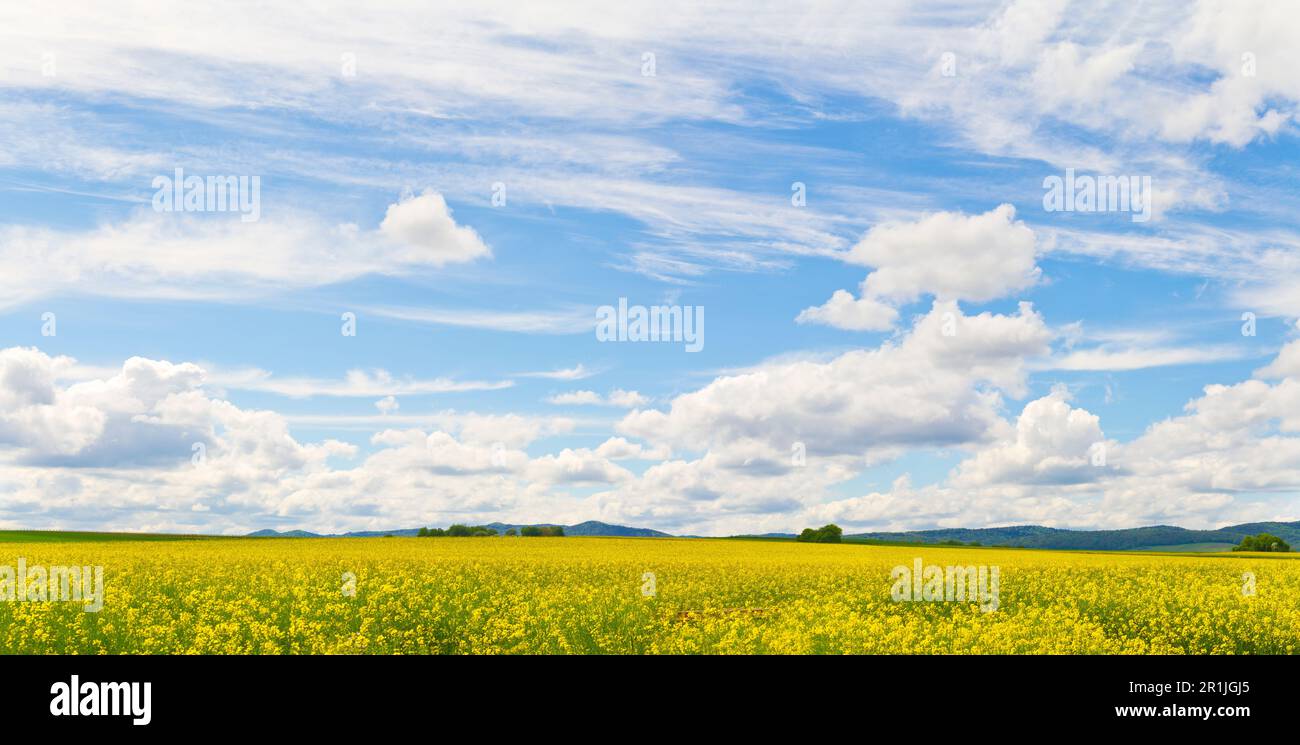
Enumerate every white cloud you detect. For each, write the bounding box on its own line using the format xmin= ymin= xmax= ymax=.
xmin=519 ymin=364 xmax=594 ymax=380
xmin=364 ymin=305 xmax=594 ymax=334
xmin=0 ymin=348 xmax=346 ymax=471
xmin=1254 ymin=328 xmax=1300 ymax=379
xmin=1165 ymin=0 xmax=1299 ymax=147
xmin=374 ymin=395 xmax=399 ymax=415
xmin=429 ymin=411 xmax=575 ymax=449
xmin=1032 ymin=42 xmax=1141 ymax=112
xmin=525 ymin=449 xmax=635 ymax=486
xmin=798 ymin=205 xmax=1039 ymax=330
xmin=594 ymin=437 xmax=670 ymax=461
xmin=1044 ymin=344 xmax=1247 ymax=371
xmin=795 ymin=290 xmax=898 ymax=331
xmin=13 ymin=0 xmax=1281 ymax=155
xmin=4 ymin=1 xmax=1295 ymax=290
xmin=0 ymin=347 xmax=592 ymax=533
xmin=985 ymin=0 xmax=1069 ymax=67
xmin=5 ymin=319 xmax=1300 ymax=536
xmin=377 ymin=191 xmax=491 ymax=266
xmin=547 ymin=389 xmax=649 ymax=408
xmin=950 ymin=388 xmax=1108 ymax=487
xmin=3 ymin=2 xmax=1300 ymax=536
xmin=0 ymin=191 xmax=489 ymax=307
xmin=207 ymin=367 xmax=511 ymax=398
xmin=803 ymin=338 xmax=1300 ymax=533
xmin=621 ymin=300 xmax=1050 ymax=459
xmin=849 ymin=204 xmax=1040 ymax=303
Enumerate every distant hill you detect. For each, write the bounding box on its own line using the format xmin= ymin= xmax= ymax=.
xmin=245 ymin=520 xmax=670 ymax=539
xmin=844 ymin=521 xmax=1300 ymax=551
xmin=730 ymin=532 xmax=797 ymax=539
xmin=338 ymin=529 xmax=422 ymax=538
xmin=247 ymin=529 xmax=324 ymax=538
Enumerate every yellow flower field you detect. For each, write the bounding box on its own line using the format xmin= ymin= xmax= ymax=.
xmin=0 ymin=536 xmax=1295 ymax=654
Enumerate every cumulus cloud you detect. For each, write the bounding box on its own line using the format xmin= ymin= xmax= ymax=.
xmin=625 ymin=300 xmax=1050 ymax=458
xmin=0 ymin=347 xmax=612 ymax=533
xmin=1165 ymin=0 xmax=1299 ymax=147
xmin=950 ymin=388 xmax=1108 ymax=487
xmin=1255 ymin=334 xmax=1300 ymax=379
xmin=594 ymin=437 xmax=670 ymax=461
xmin=798 ymin=338 xmax=1300 ymax=535
xmin=425 ymin=412 xmax=575 ymax=449
xmin=5 ymin=319 xmax=1300 ymax=536
xmin=560 ymin=300 xmax=1056 ymax=533
xmin=525 ymin=449 xmax=635 ymax=486
xmin=795 ymin=290 xmax=897 ymax=331
xmin=0 ymin=348 xmax=348 ymax=476
xmin=849 ymin=204 xmax=1040 ymax=303
xmin=0 ymin=348 xmax=105 ymax=459
xmin=579 ymin=311 xmax=1300 ymax=535
xmin=798 ymin=205 xmax=1040 ymax=330
xmin=377 ymin=191 xmax=491 ymax=266
xmin=7 ymin=2 xmax=1300 ymax=538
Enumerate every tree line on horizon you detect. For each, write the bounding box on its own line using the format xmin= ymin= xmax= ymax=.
xmin=416 ymin=525 xmax=565 ymax=537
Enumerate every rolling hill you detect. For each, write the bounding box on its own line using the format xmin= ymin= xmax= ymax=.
xmin=843 ymin=521 xmax=1300 ymax=551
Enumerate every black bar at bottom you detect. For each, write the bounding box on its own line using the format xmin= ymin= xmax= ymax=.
xmin=9 ymin=654 xmax=1281 ymax=734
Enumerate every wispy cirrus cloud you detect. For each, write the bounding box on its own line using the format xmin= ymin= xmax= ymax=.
xmin=207 ymin=367 xmax=512 ymax=398
xmin=0 ymin=191 xmax=489 ymax=308
xmin=1040 ymin=344 xmax=1250 ymax=372
xmin=363 ymin=305 xmax=594 ymax=334
xmin=546 ymin=389 xmax=649 ymax=408
xmin=518 ymin=364 xmax=595 ymax=380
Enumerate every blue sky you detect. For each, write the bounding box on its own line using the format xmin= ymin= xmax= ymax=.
xmin=1 ymin=0 xmax=1299 ymax=535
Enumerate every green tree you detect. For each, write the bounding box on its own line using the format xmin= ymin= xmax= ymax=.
xmin=505 ymin=528 xmax=518 ymax=536
xmin=417 ymin=527 xmax=429 ymax=537
xmin=1234 ymin=533 xmax=1291 ymax=552
xmin=796 ymin=524 xmax=842 ymax=543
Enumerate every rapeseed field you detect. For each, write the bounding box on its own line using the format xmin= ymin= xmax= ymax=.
xmin=0 ymin=537 xmax=1292 ymax=654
